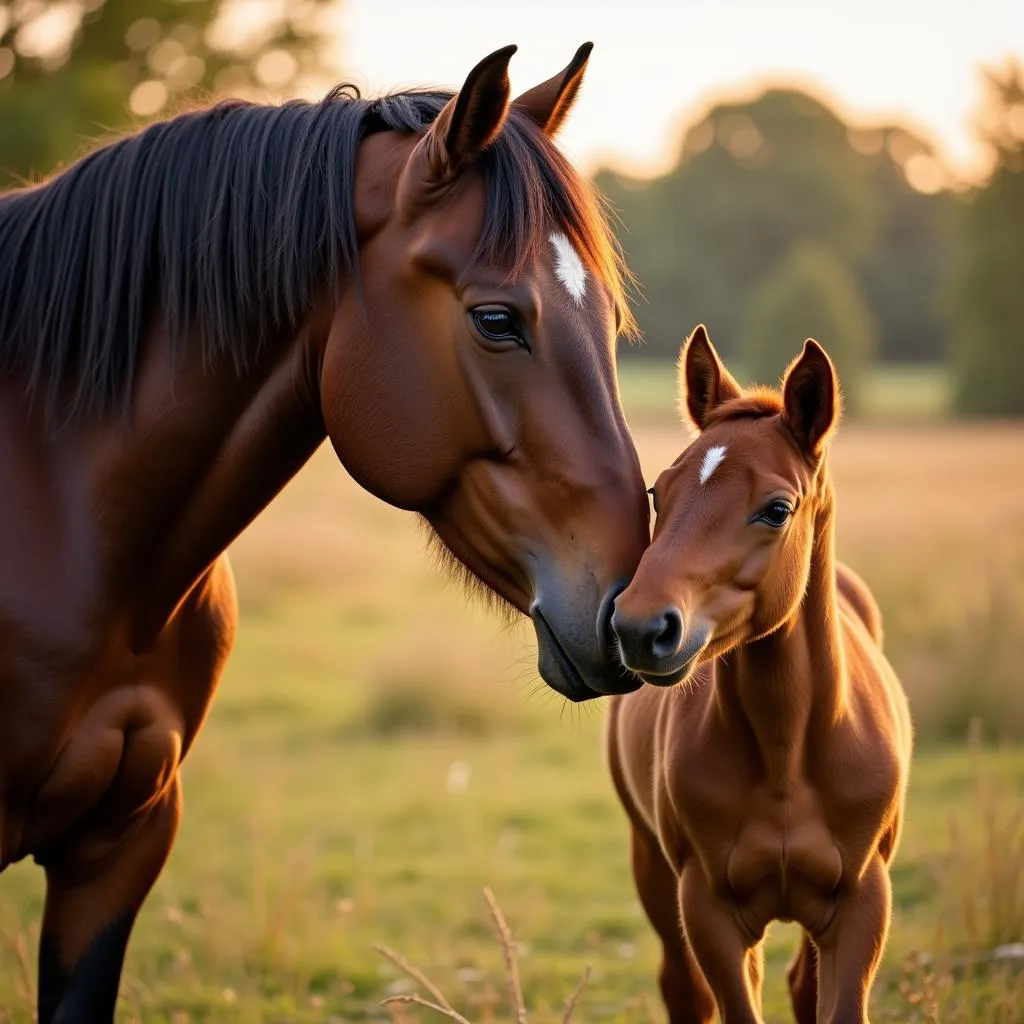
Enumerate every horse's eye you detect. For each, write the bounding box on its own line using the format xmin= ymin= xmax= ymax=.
xmin=754 ymin=499 xmax=793 ymax=528
xmin=469 ymin=306 xmax=529 ymax=351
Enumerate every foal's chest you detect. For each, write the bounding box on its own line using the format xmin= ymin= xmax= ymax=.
xmin=685 ymin=780 xmax=844 ymax=934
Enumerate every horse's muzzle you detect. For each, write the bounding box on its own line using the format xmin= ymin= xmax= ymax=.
xmin=531 ymin=598 xmax=642 ymax=702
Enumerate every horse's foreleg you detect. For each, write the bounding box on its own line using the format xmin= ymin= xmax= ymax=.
xmin=815 ymin=855 xmax=891 ymax=1024
xmin=36 ymin=773 xmax=182 ymax=1024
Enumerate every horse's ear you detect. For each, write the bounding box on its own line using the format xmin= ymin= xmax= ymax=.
xmin=512 ymin=42 xmax=593 ymax=136
xmin=782 ymin=339 xmax=840 ymax=458
xmin=678 ymin=324 xmax=743 ymax=431
xmin=404 ymin=44 xmax=515 ymax=198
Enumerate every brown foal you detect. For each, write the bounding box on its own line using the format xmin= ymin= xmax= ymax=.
xmin=607 ymin=327 xmax=912 ymax=1024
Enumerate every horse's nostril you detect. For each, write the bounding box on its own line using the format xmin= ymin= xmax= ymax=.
xmin=598 ymin=581 xmax=630 ymax=651
xmin=651 ymin=608 xmax=684 ymax=660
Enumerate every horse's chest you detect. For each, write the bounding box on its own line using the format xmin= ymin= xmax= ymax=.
xmin=1 ymin=558 xmax=234 ymax=864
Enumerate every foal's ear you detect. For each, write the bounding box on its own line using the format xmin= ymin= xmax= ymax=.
xmin=409 ymin=44 xmax=515 ymax=192
xmin=781 ymin=339 xmax=841 ymax=458
xmin=513 ymin=42 xmax=593 ymax=136
xmin=678 ymin=324 xmax=744 ymax=431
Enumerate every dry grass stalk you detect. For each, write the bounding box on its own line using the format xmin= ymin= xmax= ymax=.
xmin=382 ymin=993 xmax=476 ymax=1024
xmin=942 ymin=719 xmax=1024 ymax=950
xmin=0 ymin=924 xmax=34 ymax=1008
xmin=561 ymin=965 xmax=591 ymax=1024
xmin=376 ymin=889 xmax=592 ymax=1024
xmin=483 ymin=886 xmax=528 ymax=1024
xmin=375 ymin=943 xmax=474 ymax=1024
xmin=374 ymin=943 xmax=461 ymax=1011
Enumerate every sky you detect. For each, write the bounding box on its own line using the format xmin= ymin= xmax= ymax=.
xmin=339 ymin=0 xmax=1023 ymax=182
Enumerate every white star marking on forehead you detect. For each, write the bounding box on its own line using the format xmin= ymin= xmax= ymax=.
xmin=549 ymin=232 xmax=587 ymax=305
xmin=699 ymin=444 xmax=727 ymax=485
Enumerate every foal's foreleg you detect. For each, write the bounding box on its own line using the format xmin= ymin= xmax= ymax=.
xmin=747 ymin=941 xmax=765 ymax=1017
xmin=787 ymin=932 xmax=819 ymax=1024
xmin=815 ymin=855 xmax=891 ymax=1024
xmin=36 ymin=774 xmax=182 ymax=1024
xmin=679 ymin=865 xmax=764 ymax=1024
xmin=630 ymin=827 xmax=715 ymax=1024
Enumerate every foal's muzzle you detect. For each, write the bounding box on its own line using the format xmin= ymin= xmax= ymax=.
xmin=612 ymin=606 xmax=683 ymax=668
xmin=611 ymin=605 xmax=706 ymax=686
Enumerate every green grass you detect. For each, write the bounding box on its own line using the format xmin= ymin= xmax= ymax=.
xmin=1 ymin=418 xmax=1022 ymax=1023
xmin=3 ymin=683 xmax=1023 ymax=1022
xmin=617 ymin=359 xmax=951 ymax=426
xmin=2 ymin=692 xmax=1021 ymax=1022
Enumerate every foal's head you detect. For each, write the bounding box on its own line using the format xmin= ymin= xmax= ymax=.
xmin=320 ymin=46 xmax=649 ymax=700
xmin=612 ymin=326 xmax=840 ymax=685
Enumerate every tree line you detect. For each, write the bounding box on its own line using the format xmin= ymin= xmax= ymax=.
xmin=597 ymin=65 xmax=1024 ymax=416
xmin=1 ymin=2 xmax=1021 ymax=414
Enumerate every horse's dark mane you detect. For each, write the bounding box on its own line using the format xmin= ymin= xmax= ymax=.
xmin=0 ymin=86 xmax=631 ymax=424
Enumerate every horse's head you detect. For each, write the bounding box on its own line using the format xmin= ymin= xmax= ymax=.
xmin=611 ymin=325 xmax=840 ymax=686
xmin=319 ymin=45 xmax=649 ymax=701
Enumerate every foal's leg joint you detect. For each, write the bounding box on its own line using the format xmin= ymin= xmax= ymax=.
xmin=680 ymin=866 xmax=765 ymax=1024
xmin=815 ymin=856 xmax=891 ymax=1024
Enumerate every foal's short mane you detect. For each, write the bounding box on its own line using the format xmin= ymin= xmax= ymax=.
xmin=701 ymin=388 xmax=783 ymax=428
xmin=0 ymin=87 xmax=631 ymax=424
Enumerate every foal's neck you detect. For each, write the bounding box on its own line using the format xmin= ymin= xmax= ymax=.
xmin=714 ymin=474 xmax=846 ymax=784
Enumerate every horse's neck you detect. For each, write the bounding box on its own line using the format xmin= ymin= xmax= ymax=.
xmin=113 ymin=132 xmax=409 ymax=647
xmin=106 ymin=320 xmax=328 ymax=648
xmin=713 ymin=476 xmax=846 ymax=784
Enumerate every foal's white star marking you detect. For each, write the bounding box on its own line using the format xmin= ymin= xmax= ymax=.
xmin=699 ymin=445 xmax=727 ymax=485
xmin=549 ymin=232 xmax=587 ymax=305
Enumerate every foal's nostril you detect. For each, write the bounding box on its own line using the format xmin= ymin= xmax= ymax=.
xmin=650 ymin=607 xmax=684 ymax=660
xmin=611 ymin=605 xmax=685 ymax=670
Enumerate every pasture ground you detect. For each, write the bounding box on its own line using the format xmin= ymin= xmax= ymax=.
xmin=1 ymin=364 xmax=1022 ymax=1023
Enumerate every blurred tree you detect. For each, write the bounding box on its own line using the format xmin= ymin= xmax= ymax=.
xmin=855 ymin=126 xmax=953 ymax=364
xmin=738 ymin=242 xmax=876 ymax=413
xmin=948 ymin=60 xmax=1024 ymax=416
xmin=0 ymin=0 xmax=340 ymax=184
xmin=599 ymin=90 xmax=877 ymax=361
xmin=596 ymin=89 xmax=950 ymax=366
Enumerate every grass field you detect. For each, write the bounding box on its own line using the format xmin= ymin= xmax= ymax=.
xmin=1 ymin=367 xmax=1023 ymax=1023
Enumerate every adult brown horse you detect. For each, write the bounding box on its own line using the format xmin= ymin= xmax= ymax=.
xmin=0 ymin=44 xmax=649 ymax=1021
xmin=607 ymin=328 xmax=912 ymax=1024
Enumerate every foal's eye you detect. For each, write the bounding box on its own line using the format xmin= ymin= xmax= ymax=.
xmin=469 ymin=305 xmax=529 ymax=351
xmin=754 ymin=499 xmax=793 ymax=528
